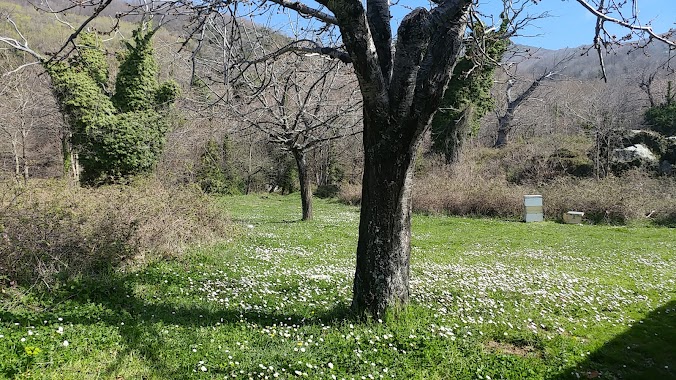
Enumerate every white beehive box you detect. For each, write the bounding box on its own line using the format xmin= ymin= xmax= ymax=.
xmin=524 ymin=195 xmax=543 ymax=222
xmin=563 ymin=211 xmax=584 ymax=224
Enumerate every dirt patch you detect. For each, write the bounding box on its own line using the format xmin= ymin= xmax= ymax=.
xmin=486 ymin=340 xmax=540 ymax=357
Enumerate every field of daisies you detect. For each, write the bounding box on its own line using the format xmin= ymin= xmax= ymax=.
xmin=1 ymin=194 xmax=674 ymax=379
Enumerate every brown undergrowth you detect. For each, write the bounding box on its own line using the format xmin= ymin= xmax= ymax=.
xmin=0 ymin=178 xmax=230 ymax=288
xmin=338 ymin=151 xmax=676 ymax=226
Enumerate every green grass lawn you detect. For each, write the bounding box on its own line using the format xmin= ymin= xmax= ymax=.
xmin=1 ymin=194 xmax=674 ymax=379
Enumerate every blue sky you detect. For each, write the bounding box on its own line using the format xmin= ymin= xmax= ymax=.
xmin=262 ymin=0 xmax=674 ymax=50
xmin=476 ymin=0 xmax=675 ymax=49
xmin=384 ymin=0 xmax=675 ymax=49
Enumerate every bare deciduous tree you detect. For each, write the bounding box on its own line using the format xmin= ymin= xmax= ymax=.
xmin=493 ymin=52 xmax=575 ymax=147
xmin=239 ymin=56 xmax=362 ymax=220
xmin=0 ymin=70 xmax=58 ymax=183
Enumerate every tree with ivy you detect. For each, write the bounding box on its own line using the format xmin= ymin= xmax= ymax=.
xmin=1 ymin=23 xmax=179 ymax=185
xmin=48 ymin=26 xmax=179 ymax=185
xmin=430 ymin=20 xmax=510 ymax=163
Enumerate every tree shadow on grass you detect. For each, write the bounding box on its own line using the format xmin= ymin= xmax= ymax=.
xmin=552 ymin=300 xmax=676 ymax=380
xmin=1 ymin=269 xmax=354 ymax=379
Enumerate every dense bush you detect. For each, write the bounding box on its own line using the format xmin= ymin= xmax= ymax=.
xmin=412 ymin=164 xmax=525 ymax=218
xmin=542 ymin=171 xmax=676 ymax=224
xmin=0 ymin=179 xmax=229 ymax=288
xmin=196 ymin=138 xmax=243 ymax=195
xmin=314 ymin=184 xmax=341 ymax=199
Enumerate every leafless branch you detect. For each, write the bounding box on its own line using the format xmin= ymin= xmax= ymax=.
xmin=0 ymin=15 xmax=45 ymax=65
xmin=1 ymin=62 xmax=43 ymax=77
xmin=245 ymin=39 xmax=351 ymax=66
xmin=576 ymin=0 xmax=676 ymax=47
xmin=266 ymin=0 xmax=338 ymax=25
xmin=45 ymin=0 xmax=114 ymax=63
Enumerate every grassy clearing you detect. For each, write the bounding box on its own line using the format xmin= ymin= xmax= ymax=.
xmin=1 ymin=194 xmax=675 ymax=379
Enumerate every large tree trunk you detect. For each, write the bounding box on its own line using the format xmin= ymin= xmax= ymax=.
xmin=318 ymin=0 xmax=470 ymax=317
xmin=293 ymin=149 xmax=313 ymax=221
xmin=352 ymin=141 xmax=416 ymax=317
xmin=495 ymin=73 xmax=549 ymax=148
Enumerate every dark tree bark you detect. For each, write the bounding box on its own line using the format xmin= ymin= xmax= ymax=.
xmin=292 ymin=149 xmax=313 ymax=221
xmin=434 ymin=105 xmax=474 ymax=164
xmin=352 ymin=137 xmax=416 ymax=314
xmin=639 ymin=71 xmax=657 ymax=108
xmin=312 ymin=0 xmax=471 ymax=317
xmin=495 ymin=111 xmax=515 ymax=148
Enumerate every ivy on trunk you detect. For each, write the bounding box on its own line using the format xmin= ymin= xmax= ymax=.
xmin=46 ymin=26 xmax=179 ymax=185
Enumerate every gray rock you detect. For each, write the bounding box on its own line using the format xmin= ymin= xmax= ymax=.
xmin=624 ymin=130 xmax=668 ymax=156
xmin=612 ymin=144 xmax=658 ymax=163
xmin=611 ymin=144 xmax=659 ymax=173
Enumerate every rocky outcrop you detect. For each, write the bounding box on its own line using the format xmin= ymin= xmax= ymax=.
xmin=612 ymin=143 xmax=658 ymax=172
xmin=609 ymin=130 xmax=675 ymax=175
xmin=625 ymin=130 xmax=669 ymax=157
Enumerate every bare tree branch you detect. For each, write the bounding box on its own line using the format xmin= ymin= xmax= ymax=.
xmin=45 ymin=0 xmax=114 ymax=63
xmin=0 ymin=15 xmax=45 ymax=66
xmin=494 ymin=51 xmax=576 ymax=147
xmin=366 ymin=0 xmax=393 ymax=83
xmin=576 ymin=0 xmax=676 ymax=48
xmin=1 ymin=62 xmax=43 ymax=77
xmin=266 ymin=0 xmax=338 ymax=25
xmin=593 ymin=0 xmax=609 ymax=82
xmin=250 ymin=39 xmax=351 ymax=64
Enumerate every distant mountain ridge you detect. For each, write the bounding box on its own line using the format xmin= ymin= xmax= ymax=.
xmin=3 ymin=0 xmax=671 ymax=82
xmin=509 ymin=37 xmax=673 ymax=81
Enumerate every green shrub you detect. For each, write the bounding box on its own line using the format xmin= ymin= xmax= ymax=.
xmin=268 ymin=154 xmax=298 ymax=194
xmin=652 ymin=210 xmax=676 ymax=227
xmin=644 ymin=100 xmax=675 ymax=136
xmin=196 ymin=138 xmax=243 ymax=195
